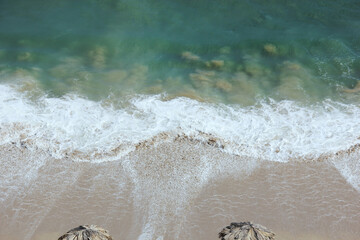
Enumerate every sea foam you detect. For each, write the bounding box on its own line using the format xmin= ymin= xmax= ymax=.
xmin=1 ymin=83 xmax=360 ymax=189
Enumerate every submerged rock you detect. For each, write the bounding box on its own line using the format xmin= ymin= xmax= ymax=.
xmin=190 ymin=69 xmax=216 ymax=89
xmin=263 ymin=43 xmax=278 ymax=55
xmin=219 ymin=222 xmax=275 ymax=240
xmin=58 ymin=225 xmax=112 ymax=240
xmin=190 ymin=70 xmax=215 ymax=82
xmin=206 ymin=59 xmax=225 ymax=69
xmin=181 ymin=51 xmax=201 ymax=61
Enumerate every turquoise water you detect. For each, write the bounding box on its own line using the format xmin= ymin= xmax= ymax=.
xmin=1 ymin=0 xmax=360 ymax=104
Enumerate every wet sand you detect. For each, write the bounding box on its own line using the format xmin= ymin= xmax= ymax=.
xmin=0 ymin=139 xmax=359 ymax=240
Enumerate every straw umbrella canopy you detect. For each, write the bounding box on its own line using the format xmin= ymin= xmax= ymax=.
xmin=219 ymin=222 xmax=275 ymax=240
xmin=58 ymin=225 xmax=112 ymax=240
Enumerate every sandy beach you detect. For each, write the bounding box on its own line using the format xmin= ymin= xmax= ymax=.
xmin=1 ymin=138 xmax=359 ymax=240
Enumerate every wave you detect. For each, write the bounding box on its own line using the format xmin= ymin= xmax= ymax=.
xmin=1 ymin=83 xmax=360 ymax=161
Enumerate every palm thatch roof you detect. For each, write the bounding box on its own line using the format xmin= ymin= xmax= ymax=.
xmin=58 ymin=225 xmax=112 ymax=240
xmin=219 ymin=222 xmax=275 ymax=240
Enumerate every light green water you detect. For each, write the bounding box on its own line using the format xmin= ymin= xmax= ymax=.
xmin=1 ymin=0 xmax=360 ymax=105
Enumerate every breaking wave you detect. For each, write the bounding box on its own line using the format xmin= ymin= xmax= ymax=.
xmin=1 ymin=83 xmax=360 ymax=190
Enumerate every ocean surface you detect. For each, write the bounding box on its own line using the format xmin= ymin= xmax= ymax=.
xmin=0 ymin=0 xmax=360 ymax=239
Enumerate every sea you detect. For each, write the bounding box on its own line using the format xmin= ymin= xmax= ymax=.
xmin=0 ymin=0 xmax=360 ymax=239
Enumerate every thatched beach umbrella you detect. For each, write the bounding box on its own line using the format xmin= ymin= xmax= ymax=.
xmin=219 ymin=222 xmax=275 ymax=240
xmin=58 ymin=225 xmax=112 ymax=240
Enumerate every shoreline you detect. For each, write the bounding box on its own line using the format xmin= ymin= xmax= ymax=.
xmin=1 ymin=140 xmax=359 ymax=240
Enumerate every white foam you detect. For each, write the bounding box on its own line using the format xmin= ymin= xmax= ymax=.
xmin=1 ymin=83 xmax=360 ymax=239
xmin=331 ymin=151 xmax=360 ymax=192
xmin=1 ymin=83 xmax=360 ymax=162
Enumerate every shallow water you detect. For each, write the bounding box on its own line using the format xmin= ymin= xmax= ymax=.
xmin=1 ymin=0 xmax=360 ymax=239
xmin=0 ymin=141 xmax=359 ymax=240
xmin=1 ymin=0 xmax=360 ymax=103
